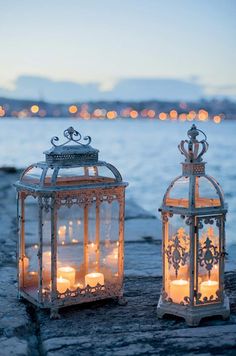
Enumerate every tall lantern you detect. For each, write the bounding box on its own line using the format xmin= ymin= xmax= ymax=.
xmin=15 ymin=127 xmax=128 ymax=318
xmin=157 ymin=124 xmax=230 ymax=326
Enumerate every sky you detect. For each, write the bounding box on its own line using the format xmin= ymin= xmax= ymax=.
xmin=0 ymin=0 xmax=236 ymax=100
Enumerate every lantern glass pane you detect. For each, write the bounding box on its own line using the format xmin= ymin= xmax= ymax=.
xmin=100 ymin=200 xmax=120 ymax=283
xmin=195 ymin=177 xmax=221 ymax=208
xmin=44 ymin=167 xmax=54 ymax=186
xmin=56 ymin=203 xmax=85 ymax=290
xmin=197 ymin=218 xmax=221 ymax=303
xmin=23 ymin=195 xmax=39 ymax=297
xmin=22 ymin=167 xmax=43 ymax=185
xmin=42 ymin=204 xmax=52 ymax=295
xmin=164 ymin=214 xmax=190 ymax=304
xmin=166 ymin=176 xmax=189 ymax=208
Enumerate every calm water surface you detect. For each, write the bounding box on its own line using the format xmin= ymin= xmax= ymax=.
xmin=0 ymin=118 xmax=235 ymax=243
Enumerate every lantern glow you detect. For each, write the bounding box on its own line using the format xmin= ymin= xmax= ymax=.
xmin=15 ymin=127 xmax=128 ymax=318
xmin=157 ymin=125 xmax=230 ymax=326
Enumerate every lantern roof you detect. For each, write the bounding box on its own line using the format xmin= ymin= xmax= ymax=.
xmin=15 ymin=127 xmax=127 ymax=192
xmin=44 ymin=126 xmax=99 ymax=165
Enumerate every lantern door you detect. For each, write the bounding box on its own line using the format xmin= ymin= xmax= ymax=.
xmin=45 ymin=188 xmax=124 ymax=303
xmin=163 ymin=213 xmax=191 ymax=305
xmin=195 ymin=215 xmax=224 ymax=305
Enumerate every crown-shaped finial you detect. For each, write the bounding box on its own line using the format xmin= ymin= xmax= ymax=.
xmin=178 ymin=124 xmax=209 ymax=163
xmin=50 ymin=127 xmax=91 ymax=147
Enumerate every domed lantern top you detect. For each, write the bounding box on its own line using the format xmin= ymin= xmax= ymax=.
xmin=162 ymin=124 xmax=226 ymax=213
xmin=16 ymin=127 xmax=125 ymax=191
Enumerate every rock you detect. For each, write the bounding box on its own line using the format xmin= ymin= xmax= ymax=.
xmin=0 ymin=337 xmax=28 ymax=356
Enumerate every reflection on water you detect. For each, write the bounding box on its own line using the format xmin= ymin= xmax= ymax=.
xmin=0 ymin=118 xmax=235 ymax=243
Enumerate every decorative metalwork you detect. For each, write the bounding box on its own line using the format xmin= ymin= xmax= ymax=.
xmin=157 ymin=125 xmax=230 ymax=326
xmin=165 ymin=228 xmax=189 ymax=277
xmin=51 ymin=127 xmax=91 ymax=147
xmin=198 ymin=236 xmax=219 ymax=276
xmin=14 ymin=127 xmax=128 ymax=318
xmin=178 ymin=124 xmax=209 ymax=163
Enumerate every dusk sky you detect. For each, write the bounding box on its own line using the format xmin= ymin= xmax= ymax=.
xmin=1 ymin=0 xmax=236 ymax=99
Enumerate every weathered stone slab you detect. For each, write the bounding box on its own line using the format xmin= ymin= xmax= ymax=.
xmin=0 ymin=336 xmax=28 ymax=356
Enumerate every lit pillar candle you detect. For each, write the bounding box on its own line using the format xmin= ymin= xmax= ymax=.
xmin=169 ymin=279 xmax=189 ymax=303
xmin=85 ymin=272 xmax=104 ymax=287
xmin=56 ymin=276 xmax=70 ymax=293
xmin=57 ymin=266 xmax=75 ymax=288
xmin=200 ymin=280 xmax=218 ymax=300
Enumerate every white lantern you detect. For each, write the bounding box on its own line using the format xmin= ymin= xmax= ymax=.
xmin=157 ymin=125 xmax=230 ymax=326
xmin=15 ymin=127 xmax=128 ymax=318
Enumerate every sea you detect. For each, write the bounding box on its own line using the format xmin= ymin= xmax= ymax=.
xmin=0 ymin=118 xmax=235 ymax=244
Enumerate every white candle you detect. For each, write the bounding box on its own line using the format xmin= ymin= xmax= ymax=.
xmin=57 ymin=266 xmax=75 ymax=288
xmin=56 ymin=276 xmax=70 ymax=293
xmin=200 ymin=280 xmax=218 ymax=300
xmin=169 ymin=279 xmax=189 ymax=303
xmin=85 ymin=272 xmax=104 ymax=287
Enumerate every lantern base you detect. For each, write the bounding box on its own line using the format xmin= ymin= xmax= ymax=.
xmin=157 ymin=294 xmax=230 ymax=327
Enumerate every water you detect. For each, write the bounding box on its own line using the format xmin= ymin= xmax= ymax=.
xmin=0 ymin=118 xmax=236 ymax=243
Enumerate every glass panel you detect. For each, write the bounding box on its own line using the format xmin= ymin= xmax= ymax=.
xmin=55 ymin=166 xmax=116 ymax=186
xmin=195 ymin=177 xmax=221 ymax=208
xmin=22 ymin=195 xmax=39 ymax=299
xmin=166 ymin=176 xmax=189 ymax=208
xmin=197 ymin=217 xmax=221 ymax=303
xmin=164 ymin=214 xmax=190 ymax=304
xmin=100 ymin=200 xmax=120 ymax=284
xmin=42 ymin=203 xmax=52 ymax=297
xmin=22 ymin=166 xmax=43 ymax=185
xmin=56 ymin=204 xmax=84 ymax=291
xmin=97 ymin=166 xmax=116 ymax=181
xmin=43 ymin=167 xmax=54 ymax=186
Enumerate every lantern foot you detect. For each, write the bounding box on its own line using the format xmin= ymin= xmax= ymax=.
xmin=50 ymin=308 xmax=60 ymax=319
xmin=117 ymin=296 xmax=128 ymax=306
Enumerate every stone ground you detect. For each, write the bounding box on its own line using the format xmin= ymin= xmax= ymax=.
xmin=0 ymin=169 xmax=236 ymax=356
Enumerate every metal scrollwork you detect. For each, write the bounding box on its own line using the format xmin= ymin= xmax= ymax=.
xmin=165 ymin=228 xmax=189 ymax=277
xmin=198 ymin=236 xmax=219 ymax=276
xmin=51 ymin=127 xmax=92 ymax=147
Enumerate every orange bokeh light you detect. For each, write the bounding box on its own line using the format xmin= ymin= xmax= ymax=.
xmin=30 ymin=105 xmax=39 ymax=114
xmin=107 ymin=111 xmax=117 ymax=120
xmin=130 ymin=110 xmax=138 ymax=119
xmin=159 ymin=112 xmax=167 ymax=120
xmin=179 ymin=113 xmax=187 ymax=121
xmin=0 ymin=106 xmax=5 ymax=117
xmin=169 ymin=110 xmax=178 ymax=119
xmin=147 ymin=109 xmax=155 ymax=118
xmin=68 ymin=105 xmax=78 ymax=114
xmin=198 ymin=109 xmax=208 ymax=121
xmin=213 ymin=115 xmax=221 ymax=124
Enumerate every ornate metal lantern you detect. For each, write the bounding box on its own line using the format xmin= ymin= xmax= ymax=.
xmin=14 ymin=127 xmax=128 ymax=318
xmin=157 ymin=124 xmax=230 ymax=326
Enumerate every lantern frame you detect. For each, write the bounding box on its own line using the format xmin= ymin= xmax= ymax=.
xmin=157 ymin=125 xmax=230 ymax=326
xmin=15 ymin=127 xmax=128 ymax=318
